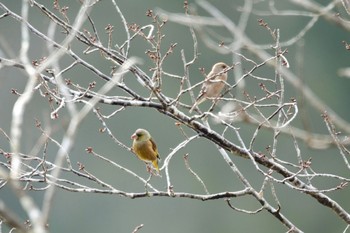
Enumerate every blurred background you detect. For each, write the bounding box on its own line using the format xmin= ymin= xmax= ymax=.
xmin=0 ymin=0 xmax=350 ymax=232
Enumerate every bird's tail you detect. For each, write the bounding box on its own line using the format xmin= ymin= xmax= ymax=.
xmin=189 ymin=94 xmax=205 ymax=113
xmin=152 ymin=159 xmax=160 ymax=173
xmin=189 ymin=96 xmax=205 ymax=113
xmin=189 ymin=103 xmax=198 ymax=113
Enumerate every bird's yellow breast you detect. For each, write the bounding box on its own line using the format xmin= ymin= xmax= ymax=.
xmin=133 ymin=140 xmax=158 ymax=162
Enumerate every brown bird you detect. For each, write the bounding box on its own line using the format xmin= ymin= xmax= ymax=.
xmin=131 ymin=128 xmax=160 ymax=173
xmin=189 ymin=62 xmax=229 ymax=113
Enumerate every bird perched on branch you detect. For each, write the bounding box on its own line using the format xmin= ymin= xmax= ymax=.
xmin=131 ymin=128 xmax=160 ymax=173
xmin=189 ymin=62 xmax=229 ymax=113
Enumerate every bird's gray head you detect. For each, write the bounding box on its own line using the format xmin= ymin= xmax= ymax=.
xmin=131 ymin=128 xmax=151 ymax=141
xmin=212 ymin=62 xmax=228 ymax=73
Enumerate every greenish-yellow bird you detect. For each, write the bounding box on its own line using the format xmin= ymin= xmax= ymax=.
xmin=131 ymin=128 xmax=160 ymax=172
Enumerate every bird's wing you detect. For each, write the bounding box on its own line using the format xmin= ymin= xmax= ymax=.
xmin=150 ymin=138 xmax=160 ymax=159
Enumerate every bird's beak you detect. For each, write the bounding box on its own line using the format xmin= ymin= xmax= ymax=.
xmin=131 ymin=133 xmax=137 ymax=139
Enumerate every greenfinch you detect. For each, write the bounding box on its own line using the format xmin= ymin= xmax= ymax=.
xmin=131 ymin=128 xmax=160 ymax=172
xmin=189 ymin=62 xmax=229 ymax=113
